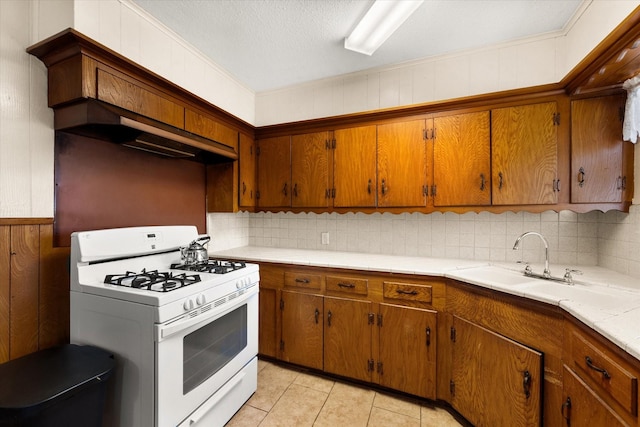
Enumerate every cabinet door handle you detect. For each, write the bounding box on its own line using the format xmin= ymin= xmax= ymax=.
xmin=523 ymin=370 xmax=531 ymax=399
xmin=338 ymin=283 xmax=355 ymax=288
xmin=617 ymin=176 xmax=623 ymax=190
xmin=327 ymin=310 xmax=332 ymax=327
xmin=367 ymin=179 xmax=372 ymax=194
xmin=295 ymin=278 xmax=310 ymax=284
xmin=578 ymin=167 xmax=585 ymax=187
xmin=396 ymin=289 xmax=418 ymax=295
xmin=480 ymin=173 xmax=486 ymax=191
xmin=585 ymin=356 xmax=611 ymax=379
xmin=381 ymin=179 xmax=387 ymax=195
xmin=561 ymin=396 xmax=571 ymax=425
xmin=498 ymin=172 xmax=504 ymax=189
xmin=426 ymin=327 xmax=431 ymax=347
xmin=282 ymin=183 xmax=288 ymax=196
xmin=293 ymin=183 xmax=298 ymax=197
xmin=314 ymin=308 xmax=319 ymax=324
xmin=242 ymin=182 xmax=246 ymax=195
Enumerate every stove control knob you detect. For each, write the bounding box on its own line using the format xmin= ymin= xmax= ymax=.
xmin=196 ymin=294 xmax=206 ymax=306
xmin=183 ymin=299 xmax=194 ymax=311
xmin=236 ymin=281 xmax=242 ymax=290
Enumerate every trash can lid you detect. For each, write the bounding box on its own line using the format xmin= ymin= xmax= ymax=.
xmin=0 ymin=344 xmax=115 ymax=410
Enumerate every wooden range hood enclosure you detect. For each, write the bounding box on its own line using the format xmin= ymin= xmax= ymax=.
xmin=27 ymin=28 xmax=253 ymax=164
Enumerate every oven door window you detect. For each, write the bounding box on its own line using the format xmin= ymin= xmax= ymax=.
xmin=183 ymin=304 xmax=247 ymax=394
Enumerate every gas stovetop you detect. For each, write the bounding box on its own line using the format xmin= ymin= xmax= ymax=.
xmin=171 ymin=260 xmax=246 ymax=274
xmin=104 ymin=269 xmax=202 ymax=293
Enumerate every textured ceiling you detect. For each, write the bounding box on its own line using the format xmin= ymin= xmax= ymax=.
xmin=132 ymin=0 xmax=584 ymax=92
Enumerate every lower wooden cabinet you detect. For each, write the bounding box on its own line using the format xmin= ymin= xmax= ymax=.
xmin=258 ymin=286 xmax=278 ymax=358
xmin=562 ymin=365 xmax=630 ymax=427
xmin=378 ymin=304 xmax=437 ymax=399
xmin=450 ymin=316 xmax=543 ymax=426
xmin=324 ymin=296 xmax=373 ymax=382
xmin=280 ymin=290 xmax=323 ymax=370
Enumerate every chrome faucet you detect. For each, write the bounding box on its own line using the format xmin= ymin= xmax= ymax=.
xmin=513 ymin=231 xmax=551 ymax=278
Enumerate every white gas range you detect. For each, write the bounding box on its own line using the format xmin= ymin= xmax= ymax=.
xmin=70 ymin=225 xmax=259 ymax=427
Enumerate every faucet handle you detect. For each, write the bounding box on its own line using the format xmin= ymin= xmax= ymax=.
xmin=516 ymin=260 xmax=532 ymax=274
xmin=563 ymin=268 xmax=583 ymax=285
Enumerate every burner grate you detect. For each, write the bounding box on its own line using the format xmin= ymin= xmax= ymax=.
xmin=104 ymin=269 xmax=201 ymax=292
xmin=171 ymin=260 xmax=246 ymax=274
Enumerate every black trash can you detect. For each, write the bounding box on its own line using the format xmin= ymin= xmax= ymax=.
xmin=0 ymin=344 xmax=115 ymax=427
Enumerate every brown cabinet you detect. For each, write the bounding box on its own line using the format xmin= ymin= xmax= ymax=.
xmin=378 ymin=304 xmax=437 ymax=399
xmin=492 ymin=102 xmax=559 ymax=205
xmin=571 ymin=94 xmax=634 ymax=204
xmin=333 ymin=125 xmax=377 ymax=207
xmin=291 ymin=132 xmax=331 ymax=208
xmin=280 ymin=290 xmax=323 ymax=370
xmin=562 ymin=365 xmax=630 ymax=427
xmin=450 ymin=316 xmax=543 ymax=426
xmin=324 ymin=296 xmax=373 ymax=382
xmin=377 ymin=119 xmax=428 ymax=207
xmin=238 ymin=133 xmax=257 ymax=208
xmin=257 ymin=136 xmax=291 ymax=208
xmin=258 ymin=287 xmax=278 ymax=358
xmin=432 ymin=111 xmax=491 ymax=206
xmin=185 ymin=109 xmax=238 ymax=150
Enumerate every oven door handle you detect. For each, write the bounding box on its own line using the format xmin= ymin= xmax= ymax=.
xmin=156 ymin=288 xmax=257 ymax=342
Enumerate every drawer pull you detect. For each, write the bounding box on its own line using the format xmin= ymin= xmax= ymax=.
xmin=295 ymin=278 xmax=310 ymax=284
xmin=396 ymin=289 xmax=418 ymax=296
xmin=585 ymin=356 xmax=611 ymax=379
xmin=338 ymin=282 xmax=355 ymax=288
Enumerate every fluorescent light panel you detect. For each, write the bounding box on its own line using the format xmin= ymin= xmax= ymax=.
xmin=345 ymin=0 xmax=424 ymax=56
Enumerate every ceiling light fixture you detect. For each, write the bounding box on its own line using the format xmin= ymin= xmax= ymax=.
xmin=344 ymin=0 xmax=424 ymax=56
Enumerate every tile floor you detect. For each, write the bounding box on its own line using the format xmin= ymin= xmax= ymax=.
xmin=226 ymin=359 xmax=467 ymax=427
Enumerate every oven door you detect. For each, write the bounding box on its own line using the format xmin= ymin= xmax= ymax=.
xmin=155 ymin=287 xmax=258 ymax=427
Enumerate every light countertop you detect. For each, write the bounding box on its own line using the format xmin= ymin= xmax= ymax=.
xmin=212 ymin=246 xmax=640 ymax=362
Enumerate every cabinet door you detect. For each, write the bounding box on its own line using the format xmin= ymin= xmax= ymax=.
xmin=324 ymin=296 xmax=372 ymax=382
xmin=433 ymin=111 xmax=491 ymax=206
xmin=238 ymin=133 xmax=256 ymax=208
xmin=291 ymin=132 xmax=330 ymax=207
xmin=333 ymin=126 xmax=377 ymax=207
xmin=451 ymin=316 xmax=543 ymax=427
xmin=258 ymin=287 xmax=278 ymax=358
xmin=562 ymin=365 xmax=630 ymax=427
xmin=280 ymin=291 xmax=323 ymax=370
xmin=492 ymin=102 xmax=558 ymax=205
xmin=377 ymin=120 xmax=428 ymax=207
xmin=378 ymin=304 xmax=437 ymax=399
xmin=0 ymin=226 xmax=9 ymax=363
xmin=571 ymin=95 xmax=627 ymax=203
xmin=257 ymin=136 xmax=291 ymax=207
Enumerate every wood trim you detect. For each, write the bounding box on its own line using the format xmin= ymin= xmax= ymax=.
xmin=0 ymin=218 xmax=54 ymax=225
xmin=0 ymin=226 xmax=10 ymax=364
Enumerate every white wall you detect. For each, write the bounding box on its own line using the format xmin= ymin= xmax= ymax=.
xmin=255 ymin=0 xmax=640 ymax=127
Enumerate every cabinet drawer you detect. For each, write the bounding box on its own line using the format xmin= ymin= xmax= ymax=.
xmin=284 ymin=272 xmax=322 ymax=290
xmin=383 ymin=281 xmax=432 ymax=303
xmin=326 ymin=275 xmax=368 ymax=296
xmin=570 ymin=330 xmax=638 ymax=416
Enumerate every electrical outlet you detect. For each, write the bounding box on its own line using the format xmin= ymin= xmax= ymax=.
xmin=321 ymin=232 xmax=330 ymax=245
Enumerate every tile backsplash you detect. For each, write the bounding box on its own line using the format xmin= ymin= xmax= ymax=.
xmin=208 ymin=206 xmax=640 ymax=280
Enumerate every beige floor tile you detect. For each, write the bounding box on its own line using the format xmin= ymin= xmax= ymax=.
xmin=226 ymin=405 xmax=268 ymax=427
xmin=257 ymin=359 xmax=271 ymax=373
xmin=367 ymin=406 xmax=420 ymax=427
xmin=259 ymin=383 xmax=328 ymax=426
xmin=313 ymin=382 xmax=375 ymax=427
xmin=372 ymin=392 xmax=421 ymax=419
xmin=293 ymin=371 xmax=335 ymax=394
xmin=420 ymin=405 xmax=464 ymax=427
xmin=246 ymin=363 xmax=300 ymax=411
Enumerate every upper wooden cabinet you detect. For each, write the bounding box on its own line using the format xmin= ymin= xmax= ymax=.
xmin=491 ymin=102 xmax=559 ymax=205
xmin=377 ymin=119 xmax=428 ymax=207
xmin=333 ymin=126 xmax=377 ymax=208
xmin=185 ymin=109 xmax=238 ymax=150
xmin=256 ymin=136 xmax=291 ymax=208
xmin=571 ymin=94 xmax=634 ymax=204
xmin=291 ymin=132 xmax=331 ymax=208
xmin=432 ymin=111 xmax=491 ymax=207
xmin=238 ymin=133 xmax=256 ymax=208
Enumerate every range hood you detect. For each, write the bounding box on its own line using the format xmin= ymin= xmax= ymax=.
xmin=54 ymin=100 xmax=238 ymax=163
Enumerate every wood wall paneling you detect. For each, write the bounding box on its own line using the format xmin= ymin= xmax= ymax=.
xmin=0 ymin=226 xmax=10 ymax=363
xmin=9 ymin=225 xmax=40 ymax=360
